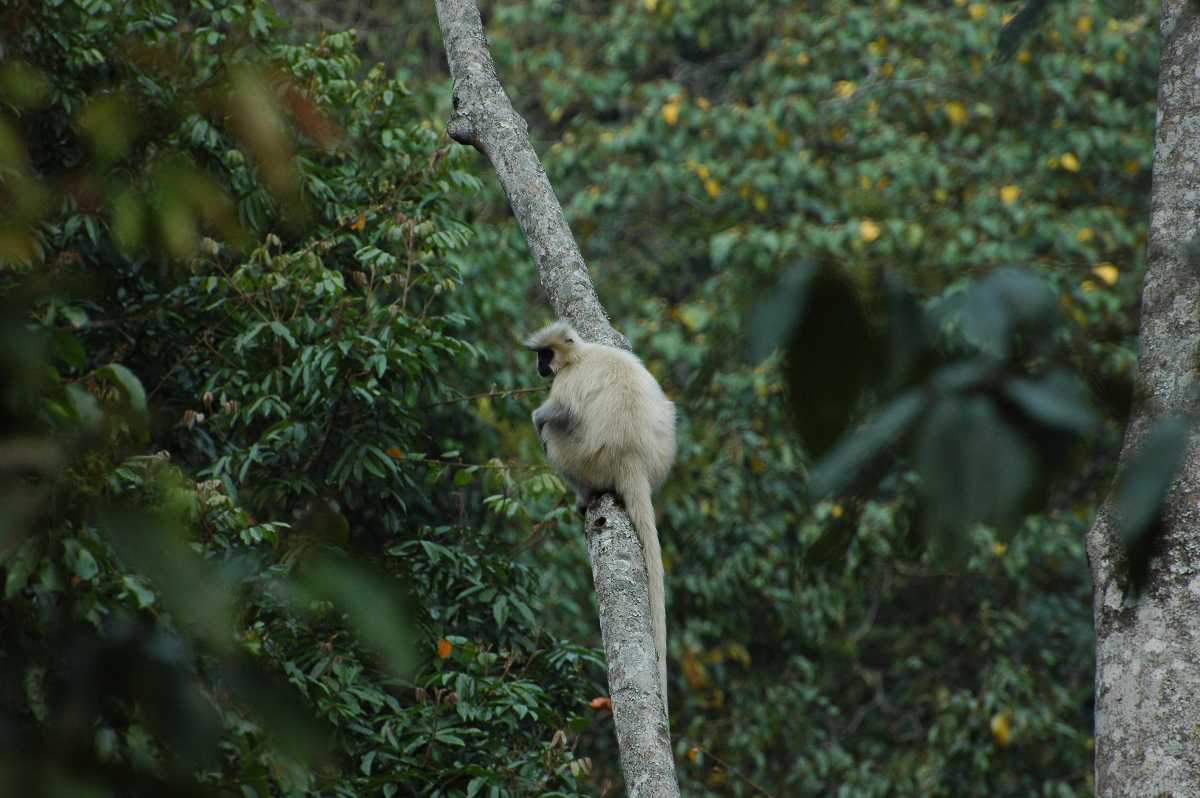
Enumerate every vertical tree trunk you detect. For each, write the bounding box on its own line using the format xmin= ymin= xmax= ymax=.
xmin=1088 ymin=4 xmax=1200 ymax=794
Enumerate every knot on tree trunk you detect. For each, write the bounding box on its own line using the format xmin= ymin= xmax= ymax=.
xmin=447 ymin=114 xmax=476 ymax=146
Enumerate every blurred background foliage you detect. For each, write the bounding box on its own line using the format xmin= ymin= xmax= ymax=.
xmin=0 ymin=0 xmax=1158 ymax=796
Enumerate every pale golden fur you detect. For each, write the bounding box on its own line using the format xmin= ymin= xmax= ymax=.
xmin=526 ymin=320 xmax=676 ymax=713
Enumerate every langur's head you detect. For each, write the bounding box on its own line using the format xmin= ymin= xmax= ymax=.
xmin=524 ymin=320 xmax=580 ymax=377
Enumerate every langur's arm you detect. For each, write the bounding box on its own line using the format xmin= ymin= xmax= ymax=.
xmin=532 ymin=400 xmax=577 ymax=440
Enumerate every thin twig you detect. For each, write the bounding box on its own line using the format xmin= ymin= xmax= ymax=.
xmin=421 ymin=386 xmax=547 ymax=409
xmin=685 ymin=743 xmax=774 ymax=797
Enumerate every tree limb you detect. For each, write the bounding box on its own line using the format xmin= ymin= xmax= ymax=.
xmin=432 ymin=2 xmax=679 ymax=794
xmin=433 ymin=0 xmax=624 ymax=349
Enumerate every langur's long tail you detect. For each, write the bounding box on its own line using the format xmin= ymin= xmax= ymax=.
xmin=615 ymin=472 xmax=668 ymax=718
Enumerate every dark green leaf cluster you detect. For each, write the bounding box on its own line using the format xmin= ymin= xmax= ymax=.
xmin=0 ymin=1 xmax=595 ymax=796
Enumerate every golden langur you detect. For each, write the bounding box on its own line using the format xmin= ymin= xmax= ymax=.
xmin=525 ymin=320 xmax=676 ymax=714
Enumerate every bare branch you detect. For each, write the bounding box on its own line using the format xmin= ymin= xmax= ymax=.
xmin=433 ymin=0 xmax=624 ymax=349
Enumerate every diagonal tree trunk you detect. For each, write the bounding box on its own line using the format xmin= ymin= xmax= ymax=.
xmin=432 ymin=2 xmax=680 ymax=795
xmin=1087 ymin=3 xmax=1200 ymax=794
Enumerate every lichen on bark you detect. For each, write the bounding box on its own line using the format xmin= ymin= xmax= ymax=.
xmin=1089 ymin=3 xmax=1200 ymax=794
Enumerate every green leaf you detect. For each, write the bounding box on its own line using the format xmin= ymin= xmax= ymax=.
xmin=269 ymin=321 xmax=297 ymax=348
xmin=301 ymin=557 xmax=418 ymax=675
xmin=91 ymin=363 xmax=147 ymax=415
xmin=1115 ymin=417 xmax=1191 ymax=589
xmin=1005 ymin=371 xmax=1099 ymax=435
xmin=121 ymin=574 xmax=156 ymax=608
xmin=3 ymin=536 xmax=41 ymax=598
xmin=809 ymin=390 xmax=926 ymax=498
xmin=916 ymin=395 xmax=1036 ymax=544
xmin=747 ymin=263 xmax=814 ymax=362
xmin=778 ymin=265 xmax=879 ymax=455
xmin=63 ymin=538 xmax=99 ymax=581
xmin=89 ymin=363 xmax=149 ymax=441
xmin=961 ymin=267 xmax=1057 ymax=357
xmin=710 ymin=230 xmax=740 ymax=267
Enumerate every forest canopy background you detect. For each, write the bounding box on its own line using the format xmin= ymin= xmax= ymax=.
xmin=0 ymin=0 xmax=1155 ymax=796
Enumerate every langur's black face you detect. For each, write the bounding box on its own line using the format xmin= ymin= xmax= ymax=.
xmin=537 ymin=348 xmax=554 ymax=377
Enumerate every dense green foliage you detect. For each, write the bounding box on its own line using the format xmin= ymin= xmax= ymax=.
xmin=1 ymin=2 xmax=593 ymax=796
xmin=1 ymin=0 xmax=1160 ymax=795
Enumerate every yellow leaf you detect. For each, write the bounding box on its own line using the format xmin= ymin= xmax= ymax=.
xmin=437 ymin=638 xmax=453 ymax=659
xmin=696 ymin=96 xmax=711 ymax=111
xmin=999 ymin=185 xmax=1021 ymax=205
xmin=859 ymin=219 xmax=882 ymax=243
xmin=1077 ymin=227 xmax=1095 ymax=244
xmin=386 ymin=447 xmax=405 ymax=459
xmin=944 ymin=101 xmax=968 ymax=126
xmin=991 ymin=713 xmax=1012 ymax=747
xmin=661 ymin=100 xmax=680 ymax=126
xmin=1124 ymin=159 xmax=1140 ymax=175
xmin=1076 ymin=16 xmax=1093 ymax=34
xmin=834 ymin=80 xmax=857 ymax=98
xmin=830 ymin=503 xmax=844 ymax=519
xmin=749 ymin=456 xmax=766 ymax=474
xmin=831 ymin=126 xmax=847 ymax=143
xmin=703 ymin=177 xmax=722 ymax=198
xmin=679 ymin=304 xmax=708 ymax=331
xmin=968 ymin=3 xmax=987 ymax=20
xmin=1017 ymin=50 xmax=1032 ymax=64
xmin=643 ymin=0 xmax=657 ymax=10
xmin=1093 ymin=263 xmax=1119 ymax=285
xmin=1081 ymin=279 xmax=1099 ymax=293
xmin=1002 ymin=12 xmax=1015 ymax=24
xmin=1061 ymin=152 xmax=1081 ymax=172
xmin=752 ymin=193 xmax=768 ymax=212
xmin=991 ymin=542 xmax=1008 ymax=556
xmin=350 ymin=211 xmax=366 ymax=231
xmin=796 ymin=52 xmax=811 ymax=67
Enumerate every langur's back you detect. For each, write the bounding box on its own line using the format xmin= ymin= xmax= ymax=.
xmin=570 ymin=344 xmax=675 ymax=485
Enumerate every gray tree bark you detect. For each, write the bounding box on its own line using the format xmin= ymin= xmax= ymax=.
xmin=1087 ymin=4 xmax=1200 ymax=795
xmin=432 ymin=2 xmax=679 ymax=795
